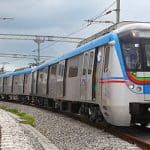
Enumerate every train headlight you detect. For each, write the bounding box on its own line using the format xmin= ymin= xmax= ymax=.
xmin=136 ymin=87 xmax=142 ymax=92
xmin=127 ymin=82 xmax=143 ymax=93
xmin=128 ymin=84 xmax=134 ymax=89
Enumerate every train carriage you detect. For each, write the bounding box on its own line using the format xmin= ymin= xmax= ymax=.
xmin=12 ymin=69 xmax=32 ymax=99
xmin=0 ymin=21 xmax=150 ymax=126
xmin=0 ymin=69 xmax=32 ymax=100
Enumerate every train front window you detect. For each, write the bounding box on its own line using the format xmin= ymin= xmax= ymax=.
xmin=144 ymin=43 xmax=150 ymax=67
xmin=118 ymin=29 xmax=150 ymax=71
xmin=122 ymin=42 xmax=141 ymax=70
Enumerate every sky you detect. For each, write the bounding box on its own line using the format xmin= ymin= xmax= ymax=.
xmin=0 ymin=0 xmax=150 ymax=71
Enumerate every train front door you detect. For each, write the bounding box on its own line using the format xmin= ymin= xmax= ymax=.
xmin=80 ymin=50 xmax=95 ymax=101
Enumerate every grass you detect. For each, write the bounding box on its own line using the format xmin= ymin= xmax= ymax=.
xmin=0 ymin=105 xmax=35 ymax=126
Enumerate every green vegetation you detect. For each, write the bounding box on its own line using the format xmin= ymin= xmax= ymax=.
xmin=0 ymin=106 xmax=35 ymax=126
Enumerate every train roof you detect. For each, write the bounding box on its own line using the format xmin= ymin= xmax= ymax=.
xmin=32 ymin=21 xmax=150 ymax=72
xmin=32 ymin=32 xmax=117 ymax=72
xmin=78 ymin=21 xmax=150 ymax=46
xmin=0 ymin=68 xmax=32 ymax=78
xmin=114 ymin=22 xmax=150 ymax=34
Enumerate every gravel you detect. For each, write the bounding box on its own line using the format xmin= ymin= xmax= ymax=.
xmin=0 ymin=101 xmax=141 ymax=150
xmin=0 ymin=109 xmax=44 ymax=150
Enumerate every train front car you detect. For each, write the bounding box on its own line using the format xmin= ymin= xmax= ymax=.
xmin=116 ymin=23 xmax=150 ymax=126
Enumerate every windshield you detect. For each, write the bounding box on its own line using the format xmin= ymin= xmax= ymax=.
xmin=118 ymin=30 xmax=150 ymax=72
xmin=143 ymin=42 xmax=150 ymax=68
xmin=122 ymin=42 xmax=141 ymax=70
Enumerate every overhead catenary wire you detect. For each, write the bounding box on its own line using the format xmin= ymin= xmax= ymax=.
xmin=34 ymin=1 xmax=116 ymax=53
xmin=0 ymin=55 xmax=36 ymax=59
xmin=88 ymin=1 xmax=116 ymax=22
xmin=0 ymin=1 xmax=117 ymax=68
xmin=0 ymin=52 xmax=55 ymax=58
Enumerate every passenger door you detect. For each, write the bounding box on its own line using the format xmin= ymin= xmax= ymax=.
xmin=48 ymin=64 xmax=57 ymax=98
xmin=56 ymin=60 xmax=65 ymax=98
xmin=32 ymin=72 xmax=37 ymax=95
xmin=96 ymin=46 xmax=105 ymax=104
xmin=80 ymin=50 xmax=95 ymax=101
xmin=37 ymin=67 xmax=48 ymax=97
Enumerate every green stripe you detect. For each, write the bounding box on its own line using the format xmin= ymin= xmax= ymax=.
xmin=131 ymin=73 xmax=150 ymax=81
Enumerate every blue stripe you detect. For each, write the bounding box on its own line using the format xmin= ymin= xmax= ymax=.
xmin=144 ymin=85 xmax=150 ymax=94
xmin=32 ymin=33 xmax=116 ymax=72
xmin=112 ymin=34 xmax=128 ymax=80
xmin=0 ymin=33 xmax=127 ymax=81
xmin=0 ymin=69 xmax=32 ymax=78
xmin=32 ymin=33 xmax=128 ymax=82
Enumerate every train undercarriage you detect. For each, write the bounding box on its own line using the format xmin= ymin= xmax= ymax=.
xmin=0 ymin=94 xmax=104 ymax=123
xmin=130 ymin=103 xmax=150 ymax=126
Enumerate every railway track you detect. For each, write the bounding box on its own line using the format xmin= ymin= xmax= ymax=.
xmin=71 ymin=114 xmax=150 ymax=149
xmin=98 ymin=123 xmax=150 ymax=149
xmin=0 ymin=99 xmax=150 ymax=149
xmin=111 ymin=126 xmax=150 ymax=149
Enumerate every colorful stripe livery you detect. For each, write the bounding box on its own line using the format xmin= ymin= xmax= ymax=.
xmin=127 ymin=72 xmax=150 ymax=85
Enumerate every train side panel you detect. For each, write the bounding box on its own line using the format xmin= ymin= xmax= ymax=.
xmin=24 ymin=73 xmax=32 ymax=95
xmin=13 ymin=75 xmax=24 ymax=95
xmin=3 ymin=76 xmax=12 ymax=95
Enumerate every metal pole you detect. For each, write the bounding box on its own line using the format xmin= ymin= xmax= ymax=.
xmin=116 ymin=0 xmax=120 ymax=23
xmin=1 ymin=62 xmax=9 ymax=73
xmin=37 ymin=41 xmax=40 ymax=65
xmin=34 ymin=39 xmax=44 ymax=65
xmin=1 ymin=64 xmax=4 ymax=72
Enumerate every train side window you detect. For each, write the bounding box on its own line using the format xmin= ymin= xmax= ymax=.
xmin=14 ymin=77 xmax=18 ymax=84
xmin=68 ymin=56 xmax=79 ymax=77
xmin=33 ymin=73 xmax=36 ymax=83
xmin=50 ymin=65 xmax=57 ymax=79
xmin=58 ymin=64 xmax=61 ymax=76
xmin=83 ymin=53 xmax=88 ymax=75
xmin=40 ymin=73 xmax=43 ymax=82
xmin=57 ymin=63 xmax=64 ymax=82
xmin=61 ymin=65 xmax=65 ymax=77
xmin=4 ymin=78 xmax=6 ymax=84
xmin=6 ymin=78 xmax=9 ymax=85
xmin=104 ymin=46 xmax=110 ymax=72
xmin=88 ymin=51 xmax=94 ymax=74
xmin=58 ymin=64 xmax=64 ymax=77
xmin=25 ymin=75 xmax=28 ymax=84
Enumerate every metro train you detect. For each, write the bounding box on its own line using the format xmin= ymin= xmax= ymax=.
xmin=0 ymin=21 xmax=150 ymax=126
